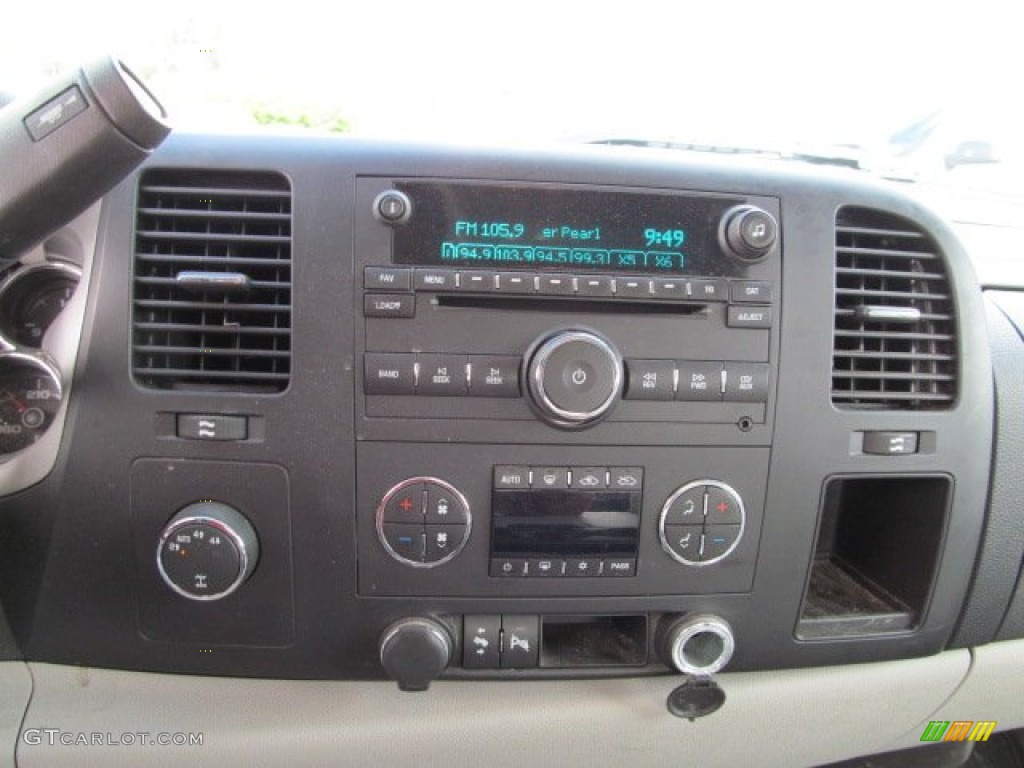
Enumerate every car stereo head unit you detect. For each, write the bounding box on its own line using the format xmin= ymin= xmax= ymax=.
xmin=389 ymin=181 xmax=753 ymax=276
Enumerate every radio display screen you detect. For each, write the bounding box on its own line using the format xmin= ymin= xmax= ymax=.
xmin=491 ymin=490 xmax=641 ymax=557
xmin=392 ymin=182 xmax=742 ymax=275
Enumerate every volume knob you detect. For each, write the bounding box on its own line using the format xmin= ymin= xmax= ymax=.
xmin=525 ymin=330 xmax=623 ymax=429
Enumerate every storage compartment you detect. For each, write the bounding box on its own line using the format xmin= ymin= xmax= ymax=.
xmin=540 ymin=615 xmax=647 ymax=667
xmin=797 ymin=476 xmax=951 ymax=639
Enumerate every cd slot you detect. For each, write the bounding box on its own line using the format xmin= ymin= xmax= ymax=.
xmin=435 ymin=295 xmax=709 ymax=316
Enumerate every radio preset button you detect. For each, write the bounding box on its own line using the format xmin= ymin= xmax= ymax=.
xmin=496 ymin=272 xmax=536 ymax=294
xmin=653 ymin=278 xmax=688 ymax=300
xmin=381 ymin=523 xmax=426 ymax=562
xmin=531 ymin=467 xmax=570 ymax=489
xmin=425 ymin=484 xmax=468 ymax=524
xmin=363 ymin=293 xmax=415 ymax=318
xmin=575 ymin=275 xmax=615 ymax=297
xmin=458 ymin=271 xmax=498 ymax=291
xmin=664 ymin=525 xmax=703 ymax=563
xmin=364 ymin=353 xmax=416 ymax=395
xmin=494 ymin=466 xmax=530 ymax=489
xmin=615 ymin=277 xmax=652 ymax=298
xmin=625 ymin=359 xmax=675 ymax=401
xmin=467 ymin=356 xmax=521 ymax=398
xmin=364 ymin=266 xmax=412 ymax=292
xmin=417 ymin=354 xmax=468 ymax=396
xmin=537 ymin=274 xmax=575 ymax=295
xmin=571 ymin=467 xmax=607 ymax=489
xmin=414 ymin=269 xmax=457 ymax=291
xmin=676 ymin=361 xmax=724 ymax=402
xmin=702 ymin=525 xmax=741 ymax=561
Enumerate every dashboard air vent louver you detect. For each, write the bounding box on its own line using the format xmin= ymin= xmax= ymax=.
xmin=831 ymin=207 xmax=956 ymax=409
xmin=133 ymin=169 xmax=292 ymax=392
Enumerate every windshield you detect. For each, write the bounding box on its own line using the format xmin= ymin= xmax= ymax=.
xmin=3 ymin=0 xmax=1021 ymax=205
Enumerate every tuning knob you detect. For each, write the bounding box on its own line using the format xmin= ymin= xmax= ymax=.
xmin=524 ymin=329 xmax=623 ymax=429
xmin=380 ymin=618 xmax=453 ymax=691
xmin=719 ymin=205 xmax=778 ymax=263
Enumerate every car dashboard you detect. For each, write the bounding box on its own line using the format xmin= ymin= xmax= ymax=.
xmin=1 ymin=125 xmax=1024 ymax=768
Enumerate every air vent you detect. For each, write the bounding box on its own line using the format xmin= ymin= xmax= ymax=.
xmin=133 ymin=169 xmax=292 ymax=392
xmin=831 ymin=207 xmax=957 ymax=409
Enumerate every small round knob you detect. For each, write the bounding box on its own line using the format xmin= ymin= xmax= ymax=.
xmin=380 ymin=618 xmax=452 ymax=691
xmin=659 ymin=615 xmax=735 ymax=676
xmin=156 ymin=501 xmax=259 ymax=601
xmin=719 ymin=205 xmax=778 ymax=263
xmin=525 ymin=330 xmax=622 ymax=429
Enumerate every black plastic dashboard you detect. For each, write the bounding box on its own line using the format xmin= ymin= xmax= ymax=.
xmin=1 ymin=132 xmax=1022 ymax=696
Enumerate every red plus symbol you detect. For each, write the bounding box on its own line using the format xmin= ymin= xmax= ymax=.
xmin=716 ymin=502 xmax=729 ymax=513
xmin=399 ymin=497 xmax=413 ymax=511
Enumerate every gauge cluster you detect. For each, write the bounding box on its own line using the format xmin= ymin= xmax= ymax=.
xmin=0 ymin=261 xmax=80 ymax=458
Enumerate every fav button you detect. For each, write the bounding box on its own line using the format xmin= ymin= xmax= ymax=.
xmin=364 ymin=266 xmax=412 ymax=291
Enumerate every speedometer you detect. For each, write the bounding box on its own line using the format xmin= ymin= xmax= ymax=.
xmin=0 ymin=354 xmax=63 ymax=455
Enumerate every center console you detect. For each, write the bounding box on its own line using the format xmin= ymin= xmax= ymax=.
xmin=0 ymin=136 xmax=997 ymax=691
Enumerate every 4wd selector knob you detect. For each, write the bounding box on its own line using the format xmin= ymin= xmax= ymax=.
xmin=719 ymin=205 xmax=778 ymax=263
xmin=525 ymin=330 xmax=622 ymax=429
xmin=157 ymin=501 xmax=259 ymax=601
